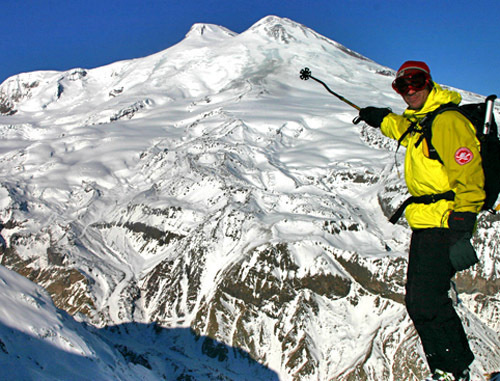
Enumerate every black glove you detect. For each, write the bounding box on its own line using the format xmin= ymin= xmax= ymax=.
xmin=357 ymin=107 xmax=391 ymax=128
xmin=448 ymin=211 xmax=478 ymax=271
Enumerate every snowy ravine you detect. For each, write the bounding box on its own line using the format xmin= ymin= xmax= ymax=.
xmin=0 ymin=16 xmax=499 ymax=380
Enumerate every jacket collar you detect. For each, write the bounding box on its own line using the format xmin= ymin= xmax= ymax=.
xmin=403 ymin=83 xmax=462 ymax=122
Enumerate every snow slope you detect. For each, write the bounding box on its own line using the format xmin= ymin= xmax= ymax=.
xmin=0 ymin=15 xmax=498 ymax=380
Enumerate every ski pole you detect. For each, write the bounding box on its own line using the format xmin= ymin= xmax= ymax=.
xmin=483 ymin=94 xmax=497 ymax=135
xmin=299 ymin=67 xmax=361 ymax=111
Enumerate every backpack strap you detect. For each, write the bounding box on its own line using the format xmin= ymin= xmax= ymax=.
xmin=395 ymin=120 xmax=418 ymax=156
xmin=389 ymin=191 xmax=455 ymax=224
xmin=395 ymin=102 xmax=456 ymax=157
xmin=417 ymin=102 xmax=461 ymax=164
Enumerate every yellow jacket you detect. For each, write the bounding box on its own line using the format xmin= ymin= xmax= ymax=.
xmin=380 ymin=84 xmax=485 ymax=229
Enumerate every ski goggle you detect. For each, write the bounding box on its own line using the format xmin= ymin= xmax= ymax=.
xmin=392 ymin=71 xmax=430 ymax=95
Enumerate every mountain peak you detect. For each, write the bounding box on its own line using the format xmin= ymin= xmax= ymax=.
xmin=247 ymin=15 xmax=304 ymax=43
xmin=251 ymin=15 xmax=297 ymax=28
xmin=185 ymin=23 xmax=237 ymax=40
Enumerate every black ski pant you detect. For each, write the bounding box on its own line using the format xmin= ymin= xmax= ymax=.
xmin=405 ymin=228 xmax=474 ymax=375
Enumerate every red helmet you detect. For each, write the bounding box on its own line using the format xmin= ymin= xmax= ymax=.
xmin=392 ymin=60 xmax=432 ymax=95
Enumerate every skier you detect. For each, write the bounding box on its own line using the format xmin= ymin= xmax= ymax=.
xmin=356 ymin=61 xmax=484 ymax=381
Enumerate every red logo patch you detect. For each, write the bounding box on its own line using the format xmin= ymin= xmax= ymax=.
xmin=455 ymin=147 xmax=474 ymax=165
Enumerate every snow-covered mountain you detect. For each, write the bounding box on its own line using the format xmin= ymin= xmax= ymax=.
xmin=0 ymin=15 xmax=498 ymax=380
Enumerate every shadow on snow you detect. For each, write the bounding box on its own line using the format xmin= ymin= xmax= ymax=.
xmin=0 ymin=319 xmax=279 ymax=381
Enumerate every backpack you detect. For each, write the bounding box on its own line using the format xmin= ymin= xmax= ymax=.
xmin=420 ymin=95 xmax=500 ymax=211
xmin=390 ymin=95 xmax=500 ymax=224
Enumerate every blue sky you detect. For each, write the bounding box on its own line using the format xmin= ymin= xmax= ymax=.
xmin=1 ymin=0 xmax=498 ymax=96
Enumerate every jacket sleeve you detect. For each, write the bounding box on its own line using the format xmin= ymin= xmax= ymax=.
xmin=380 ymin=113 xmax=413 ymax=145
xmin=431 ymin=111 xmax=485 ymax=213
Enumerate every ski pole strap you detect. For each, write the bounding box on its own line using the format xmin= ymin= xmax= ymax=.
xmin=389 ymin=190 xmax=455 ymax=224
